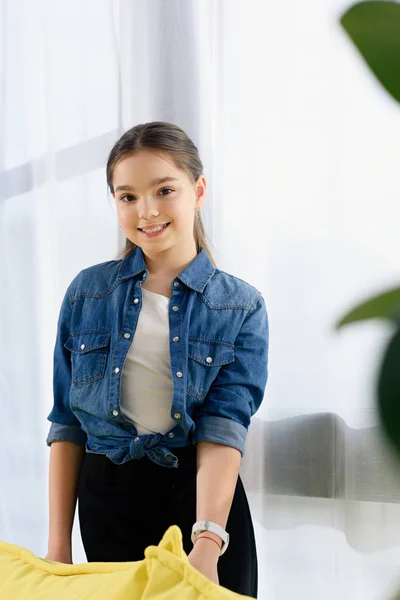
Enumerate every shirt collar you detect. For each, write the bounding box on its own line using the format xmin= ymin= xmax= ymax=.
xmin=118 ymin=245 xmax=216 ymax=293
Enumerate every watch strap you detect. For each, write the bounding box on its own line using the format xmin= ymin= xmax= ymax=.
xmin=191 ymin=520 xmax=230 ymax=556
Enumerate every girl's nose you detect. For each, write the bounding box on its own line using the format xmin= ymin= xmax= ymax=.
xmin=138 ymin=198 xmax=160 ymax=220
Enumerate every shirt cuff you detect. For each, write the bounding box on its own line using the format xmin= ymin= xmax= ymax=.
xmin=193 ymin=416 xmax=247 ymax=455
xmin=46 ymin=422 xmax=87 ymax=447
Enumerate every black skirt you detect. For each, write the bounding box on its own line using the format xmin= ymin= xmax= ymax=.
xmin=77 ymin=444 xmax=258 ymax=598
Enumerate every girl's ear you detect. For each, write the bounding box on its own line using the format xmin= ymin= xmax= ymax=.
xmin=195 ymin=175 xmax=206 ymax=210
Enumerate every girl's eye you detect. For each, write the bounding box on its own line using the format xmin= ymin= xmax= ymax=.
xmin=119 ymin=188 xmax=174 ymax=202
xmin=159 ymin=187 xmax=174 ymax=196
xmin=120 ymin=194 xmax=136 ymax=202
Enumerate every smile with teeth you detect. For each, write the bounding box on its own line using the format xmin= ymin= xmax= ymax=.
xmin=140 ymin=223 xmax=170 ymax=234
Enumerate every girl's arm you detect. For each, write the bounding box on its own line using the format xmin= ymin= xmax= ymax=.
xmin=187 ymin=440 xmax=241 ymax=583
xmin=196 ymin=440 xmax=240 ymax=531
xmin=46 ymin=440 xmax=85 ymax=563
xmin=188 ymin=293 xmax=268 ymax=582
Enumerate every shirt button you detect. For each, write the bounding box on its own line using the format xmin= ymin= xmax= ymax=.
xmin=168 ymin=432 xmax=175 ymax=438
xmin=112 ymin=410 xmax=119 ymax=416
xmin=174 ymin=281 xmax=180 ymax=287
xmin=174 ymin=413 xmax=181 ymax=420
xmin=114 ymin=367 xmax=120 ymax=374
xmin=172 ymin=306 xmax=179 ymax=311
xmin=134 ymin=298 xmax=139 ymax=304
xmin=206 ymin=357 xmax=213 ymax=363
xmin=134 ymin=437 xmax=140 ymax=442
xmin=124 ymin=333 xmax=131 ymax=339
xmin=173 ymin=336 xmax=179 ymax=342
xmin=80 ymin=344 xmax=86 ymax=350
xmin=176 ymin=371 xmax=183 ymax=378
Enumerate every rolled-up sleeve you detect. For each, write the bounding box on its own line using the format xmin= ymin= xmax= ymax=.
xmin=46 ymin=282 xmax=87 ymax=447
xmin=193 ymin=291 xmax=269 ymax=455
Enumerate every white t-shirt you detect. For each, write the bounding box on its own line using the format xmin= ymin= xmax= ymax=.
xmin=119 ymin=287 xmax=176 ymax=435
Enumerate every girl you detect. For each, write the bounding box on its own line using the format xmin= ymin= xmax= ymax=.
xmin=45 ymin=121 xmax=269 ymax=598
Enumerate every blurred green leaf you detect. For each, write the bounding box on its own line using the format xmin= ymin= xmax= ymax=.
xmin=336 ymin=287 xmax=400 ymax=329
xmin=377 ymin=328 xmax=400 ymax=458
xmin=341 ymin=1 xmax=400 ymax=103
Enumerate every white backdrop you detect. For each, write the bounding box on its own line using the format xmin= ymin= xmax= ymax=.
xmin=1 ymin=1 xmax=400 ymax=599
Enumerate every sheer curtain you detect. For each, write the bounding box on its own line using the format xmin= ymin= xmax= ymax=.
xmin=2 ymin=1 xmax=400 ymax=599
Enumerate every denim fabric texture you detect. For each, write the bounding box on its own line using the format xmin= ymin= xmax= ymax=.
xmin=47 ymin=246 xmax=269 ymax=468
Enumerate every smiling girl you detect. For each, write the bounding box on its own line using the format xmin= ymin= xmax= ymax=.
xmin=45 ymin=121 xmax=269 ymax=598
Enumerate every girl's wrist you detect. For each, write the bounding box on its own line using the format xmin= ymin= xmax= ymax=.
xmin=193 ymin=535 xmax=222 ymax=558
xmin=195 ymin=530 xmax=223 ymax=546
xmin=47 ymin=536 xmax=72 ymax=553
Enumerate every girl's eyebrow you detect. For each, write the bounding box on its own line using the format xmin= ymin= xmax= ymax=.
xmin=115 ymin=177 xmax=178 ymax=193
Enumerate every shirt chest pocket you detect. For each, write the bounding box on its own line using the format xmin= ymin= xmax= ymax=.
xmin=64 ymin=331 xmax=111 ymax=388
xmin=187 ymin=338 xmax=235 ymax=401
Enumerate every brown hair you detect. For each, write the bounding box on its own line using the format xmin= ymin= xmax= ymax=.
xmin=106 ymin=121 xmax=216 ymax=267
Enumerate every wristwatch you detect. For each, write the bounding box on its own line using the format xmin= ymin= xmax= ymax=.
xmin=191 ymin=520 xmax=230 ymax=556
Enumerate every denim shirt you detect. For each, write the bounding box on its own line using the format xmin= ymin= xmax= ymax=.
xmin=46 ymin=246 xmax=269 ymax=468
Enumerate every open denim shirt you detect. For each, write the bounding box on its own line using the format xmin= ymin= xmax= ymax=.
xmin=46 ymin=246 xmax=269 ymax=468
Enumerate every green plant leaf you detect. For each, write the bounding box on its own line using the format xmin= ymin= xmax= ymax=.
xmin=336 ymin=287 xmax=400 ymax=329
xmin=341 ymin=1 xmax=400 ymax=103
xmin=377 ymin=328 xmax=400 ymax=458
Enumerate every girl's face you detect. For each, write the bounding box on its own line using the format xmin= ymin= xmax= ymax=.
xmin=112 ymin=149 xmax=206 ymax=258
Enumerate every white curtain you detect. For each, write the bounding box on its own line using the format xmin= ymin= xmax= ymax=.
xmin=2 ymin=1 xmax=400 ymax=599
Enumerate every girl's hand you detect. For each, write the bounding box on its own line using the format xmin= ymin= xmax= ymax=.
xmin=45 ymin=547 xmax=72 ymax=564
xmin=187 ymin=537 xmax=220 ymax=584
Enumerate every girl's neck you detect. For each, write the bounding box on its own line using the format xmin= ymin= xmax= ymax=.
xmin=143 ymin=242 xmax=198 ymax=280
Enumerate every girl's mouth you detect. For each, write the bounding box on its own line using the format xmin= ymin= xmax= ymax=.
xmin=138 ymin=222 xmax=171 ymax=238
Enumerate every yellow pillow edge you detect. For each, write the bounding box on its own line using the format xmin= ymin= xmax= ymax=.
xmin=153 ymin=524 xmax=188 ymax=559
xmin=146 ymin=527 xmax=254 ymax=600
xmin=0 ymin=542 xmax=142 ymax=576
xmin=0 ymin=525 xmax=253 ymax=599
xmin=0 ymin=525 xmax=185 ymax=577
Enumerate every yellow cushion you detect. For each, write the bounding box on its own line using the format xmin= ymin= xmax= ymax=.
xmin=0 ymin=525 xmax=252 ymax=600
